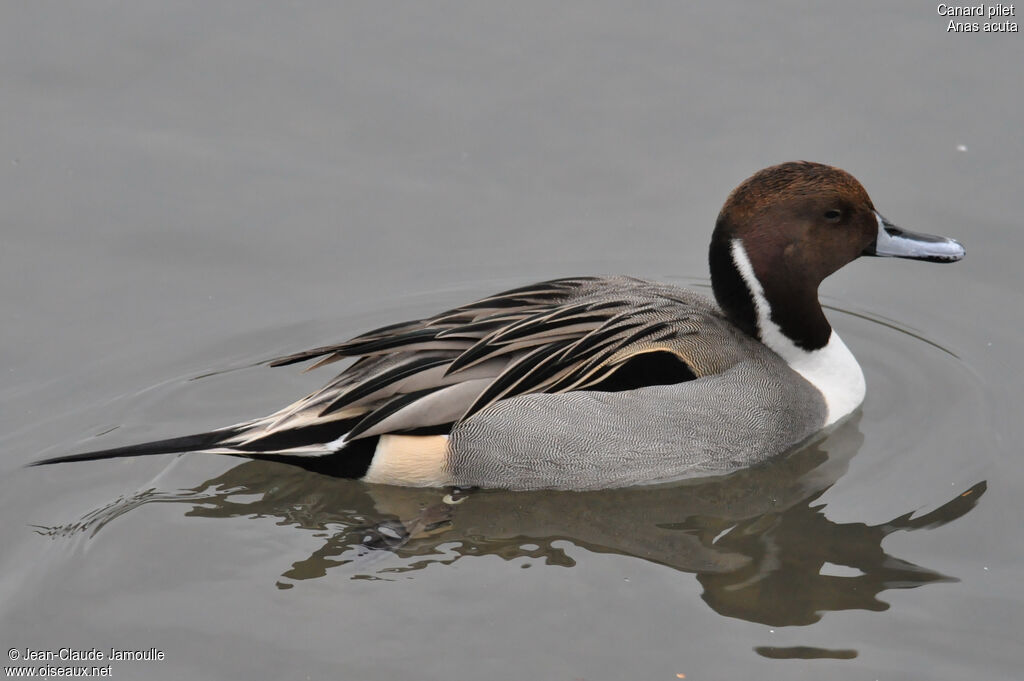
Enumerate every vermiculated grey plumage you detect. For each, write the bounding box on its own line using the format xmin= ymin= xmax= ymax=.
xmin=443 ymin=282 xmax=826 ymax=489
xmin=448 ymin=346 xmax=826 ymax=490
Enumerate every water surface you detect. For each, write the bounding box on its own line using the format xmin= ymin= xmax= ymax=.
xmin=2 ymin=3 xmax=1021 ymax=680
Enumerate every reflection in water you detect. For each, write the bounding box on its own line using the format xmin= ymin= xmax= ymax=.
xmin=36 ymin=414 xmax=984 ymax=639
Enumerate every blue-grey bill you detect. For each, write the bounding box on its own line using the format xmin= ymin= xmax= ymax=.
xmin=865 ymin=212 xmax=965 ymax=262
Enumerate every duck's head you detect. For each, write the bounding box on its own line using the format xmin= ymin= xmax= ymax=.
xmin=709 ymin=161 xmax=965 ymax=352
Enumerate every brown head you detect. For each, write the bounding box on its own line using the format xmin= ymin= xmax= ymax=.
xmin=709 ymin=162 xmax=964 ymax=351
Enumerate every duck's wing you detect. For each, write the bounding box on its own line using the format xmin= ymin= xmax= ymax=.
xmin=33 ymin=277 xmax=739 ymax=469
xmin=245 ymin=277 xmax=738 ymax=441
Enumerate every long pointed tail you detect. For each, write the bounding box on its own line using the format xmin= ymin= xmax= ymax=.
xmin=29 ymin=428 xmax=243 ymax=467
xmin=29 ymin=419 xmax=375 ymax=478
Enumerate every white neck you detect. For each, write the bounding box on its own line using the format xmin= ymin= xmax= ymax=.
xmin=730 ymin=239 xmax=865 ymax=426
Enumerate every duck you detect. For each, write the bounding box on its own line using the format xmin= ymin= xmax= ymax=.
xmin=32 ymin=162 xmax=965 ymax=490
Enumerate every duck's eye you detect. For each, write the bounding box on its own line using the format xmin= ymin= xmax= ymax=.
xmin=824 ymin=209 xmax=842 ymax=222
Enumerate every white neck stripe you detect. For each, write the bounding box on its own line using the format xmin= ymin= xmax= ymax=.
xmin=730 ymin=239 xmax=865 ymax=426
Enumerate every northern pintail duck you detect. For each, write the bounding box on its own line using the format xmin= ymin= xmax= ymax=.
xmin=34 ymin=162 xmax=965 ymax=490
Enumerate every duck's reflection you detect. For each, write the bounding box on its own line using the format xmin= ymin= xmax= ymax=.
xmin=39 ymin=414 xmax=984 ymax=629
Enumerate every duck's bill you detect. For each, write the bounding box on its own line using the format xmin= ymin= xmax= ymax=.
xmin=864 ymin=212 xmax=965 ymax=262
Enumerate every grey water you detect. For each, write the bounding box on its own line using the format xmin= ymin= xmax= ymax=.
xmin=2 ymin=3 xmax=1021 ymax=680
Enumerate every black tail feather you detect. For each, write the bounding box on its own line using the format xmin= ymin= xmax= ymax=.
xmin=30 ymin=426 xmax=379 ymax=479
xmin=30 ymin=417 xmax=382 ymax=479
xmin=245 ymin=435 xmax=378 ymax=478
xmin=29 ymin=429 xmax=241 ymax=467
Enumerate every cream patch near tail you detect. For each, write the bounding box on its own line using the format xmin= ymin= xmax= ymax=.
xmin=362 ymin=435 xmax=452 ymax=487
